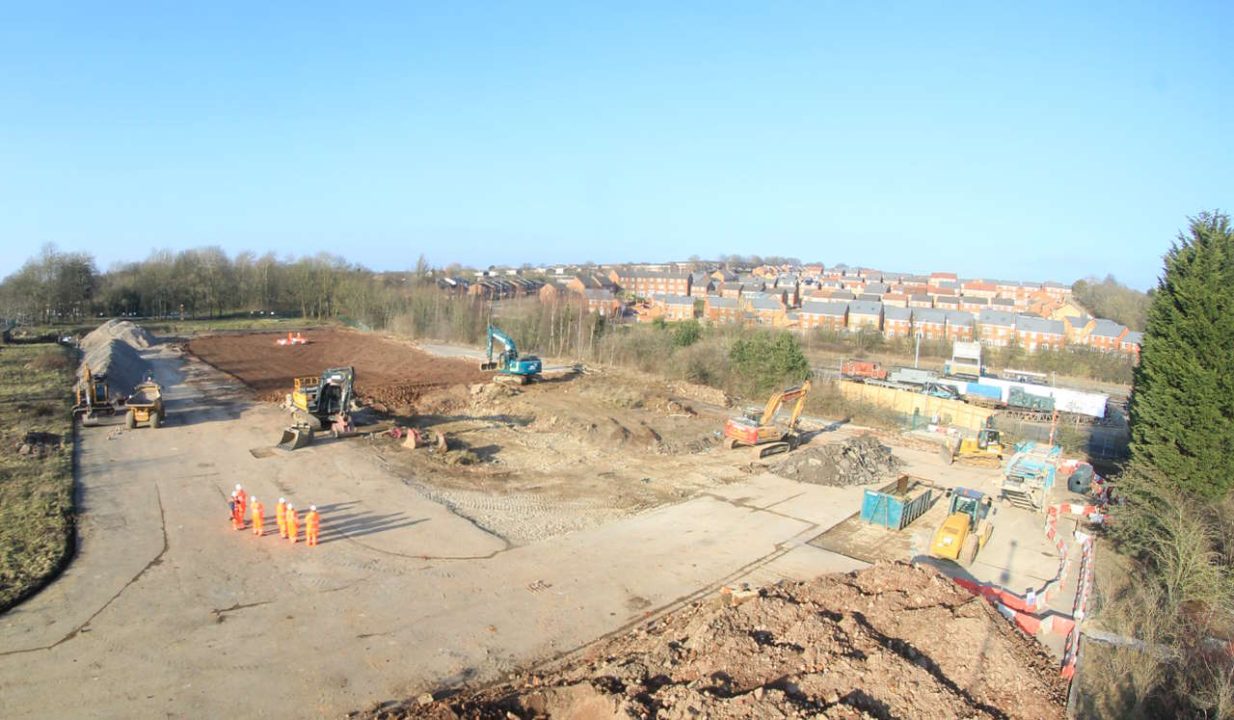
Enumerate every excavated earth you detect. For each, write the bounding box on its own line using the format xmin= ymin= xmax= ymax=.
xmin=187 ymin=329 xmax=488 ymax=409
xmin=769 ymin=434 xmax=904 ymax=487
xmin=366 ymin=563 xmax=1067 ymax=720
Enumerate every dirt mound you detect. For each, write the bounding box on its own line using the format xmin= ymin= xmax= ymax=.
xmin=81 ymin=319 xmax=155 ymax=351
xmin=373 ymin=563 xmax=1066 ymax=720
xmin=80 ymin=337 xmax=152 ymax=398
xmin=772 ymin=434 xmax=903 ymax=487
xmin=187 ymin=330 xmax=488 ymax=411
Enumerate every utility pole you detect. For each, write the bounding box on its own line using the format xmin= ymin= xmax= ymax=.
xmin=914 ymin=331 xmax=923 ymax=369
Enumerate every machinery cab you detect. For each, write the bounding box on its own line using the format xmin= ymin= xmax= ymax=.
xmin=976 ymin=427 xmax=1001 ymax=450
xmin=930 ymin=487 xmax=995 ymax=565
xmin=290 ymin=366 xmax=355 ymax=431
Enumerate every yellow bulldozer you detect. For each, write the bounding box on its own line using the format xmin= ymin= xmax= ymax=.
xmin=723 ymin=380 xmax=812 ymax=459
xmin=930 ymin=487 xmax=995 ymax=566
xmin=939 ymin=427 xmax=1005 ymax=468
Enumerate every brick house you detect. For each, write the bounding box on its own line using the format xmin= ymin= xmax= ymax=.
xmin=704 ymin=295 xmax=743 ymax=324
xmin=799 ymin=300 xmax=848 ymax=333
xmin=882 ymin=305 xmax=912 ymax=338
xmin=651 ymin=294 xmax=697 ymax=322
xmin=847 ymin=300 xmax=883 ymax=332
xmin=689 ymin=272 xmax=715 ymax=298
xmin=912 ymin=308 xmax=947 ymax=341
xmin=959 ymin=296 xmax=989 ymax=314
xmin=1120 ymin=331 xmax=1143 ymax=356
xmin=1062 ymin=315 xmax=1096 ymax=345
xmin=928 ymin=272 xmax=958 ymax=288
xmin=1015 ymin=315 xmax=1066 ymax=352
xmin=945 ymin=311 xmax=976 ymax=341
xmin=908 ymin=293 xmax=934 ymax=309
xmin=581 ymin=289 xmax=623 ymax=317
xmin=882 ymin=292 xmax=910 ymax=308
xmin=934 ymin=296 xmax=961 ymax=312
xmin=960 ymin=280 xmax=998 ymax=299
xmin=609 ymin=269 xmax=692 ymax=298
xmin=1087 ymin=319 xmax=1129 ymax=352
xmin=746 ymin=296 xmax=788 ymax=326
xmin=977 ymin=309 xmax=1017 ymax=347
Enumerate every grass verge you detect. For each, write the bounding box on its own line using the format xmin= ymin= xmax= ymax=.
xmin=0 ymin=342 xmax=76 ymax=612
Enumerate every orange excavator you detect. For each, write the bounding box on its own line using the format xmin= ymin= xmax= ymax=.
xmin=723 ymin=380 xmax=812 ymax=458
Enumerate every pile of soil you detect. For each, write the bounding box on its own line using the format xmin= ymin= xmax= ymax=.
xmin=187 ymin=330 xmax=488 ymax=412
xmin=371 ymin=563 xmax=1066 ymax=720
xmin=79 ymin=320 xmax=155 ymax=396
xmin=772 ymin=434 xmax=903 ymax=487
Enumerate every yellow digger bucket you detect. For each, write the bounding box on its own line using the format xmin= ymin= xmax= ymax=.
xmin=277 ymin=425 xmax=314 ymax=451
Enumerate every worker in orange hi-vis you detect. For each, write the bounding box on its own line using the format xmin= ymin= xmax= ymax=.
xmin=250 ymin=497 xmax=265 ymax=537
xmin=275 ymin=497 xmax=288 ymax=538
xmin=234 ymin=484 xmax=247 ymax=517
xmin=230 ymin=491 xmax=244 ymax=530
xmin=286 ymin=503 xmax=299 ymax=544
xmin=305 ymin=505 xmax=320 ymax=547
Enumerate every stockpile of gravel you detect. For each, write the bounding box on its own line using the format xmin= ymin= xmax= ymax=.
xmin=78 ymin=320 xmax=155 ymax=396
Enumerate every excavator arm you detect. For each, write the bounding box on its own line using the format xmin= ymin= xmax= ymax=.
xmin=760 ymin=380 xmax=812 ymax=427
xmin=484 ymin=325 xmax=519 ymax=367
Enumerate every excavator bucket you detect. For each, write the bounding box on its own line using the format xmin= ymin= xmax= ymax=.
xmin=277 ymin=425 xmax=314 ymax=451
xmin=480 ymin=361 xmax=498 ymax=371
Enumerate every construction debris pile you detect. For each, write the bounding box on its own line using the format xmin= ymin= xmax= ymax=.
xmin=373 ymin=563 xmax=1066 ymax=720
xmin=79 ymin=320 xmax=155 ymax=396
xmin=15 ymin=431 xmax=64 ymax=459
xmin=771 ymin=433 xmax=903 ymax=487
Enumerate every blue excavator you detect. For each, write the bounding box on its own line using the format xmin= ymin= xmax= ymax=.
xmin=481 ymin=325 xmax=542 ymax=385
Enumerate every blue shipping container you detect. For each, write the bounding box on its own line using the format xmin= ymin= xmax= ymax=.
xmin=860 ymin=483 xmax=933 ymax=530
xmin=965 ymin=383 xmax=1002 ymax=400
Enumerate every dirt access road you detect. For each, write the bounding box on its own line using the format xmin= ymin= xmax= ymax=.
xmin=0 ymin=344 xmax=878 ymax=719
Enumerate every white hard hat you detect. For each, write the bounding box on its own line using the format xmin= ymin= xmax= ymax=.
xmin=279 ymin=497 xmax=285 ymax=503
xmin=235 ymin=484 xmax=242 ymax=490
xmin=287 ymin=503 xmax=293 ymax=508
xmin=231 ymin=491 xmax=237 ymax=497
xmin=251 ymin=497 xmax=257 ymax=503
xmin=310 ymin=505 xmax=316 ymax=511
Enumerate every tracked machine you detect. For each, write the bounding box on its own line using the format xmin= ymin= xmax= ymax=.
xmin=939 ymin=426 xmax=1005 ymax=468
xmin=278 ymin=366 xmax=356 ymax=450
xmin=480 ymin=325 xmax=542 ymax=385
xmin=723 ymin=380 xmax=812 ymax=459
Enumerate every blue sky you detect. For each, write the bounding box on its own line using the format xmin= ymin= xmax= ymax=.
xmin=1 ymin=3 xmax=1230 ymax=289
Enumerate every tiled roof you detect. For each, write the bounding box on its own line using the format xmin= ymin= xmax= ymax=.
xmin=801 ymin=300 xmax=848 ymax=317
xmin=849 ymin=300 xmax=883 ymax=316
xmin=978 ymin=309 xmax=1017 ymax=327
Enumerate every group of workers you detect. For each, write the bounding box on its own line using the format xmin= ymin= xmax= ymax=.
xmin=229 ymin=484 xmax=320 ymax=546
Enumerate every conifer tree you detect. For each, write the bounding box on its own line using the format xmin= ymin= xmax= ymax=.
xmin=1127 ymin=212 xmax=1234 ymax=498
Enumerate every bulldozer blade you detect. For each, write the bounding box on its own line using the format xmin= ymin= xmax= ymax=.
xmin=277 ymin=426 xmax=314 ymax=451
xmin=81 ymin=414 xmax=100 ymax=427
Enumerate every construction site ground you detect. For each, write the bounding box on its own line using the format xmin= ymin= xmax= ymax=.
xmin=0 ymin=333 xmax=1077 ymax=718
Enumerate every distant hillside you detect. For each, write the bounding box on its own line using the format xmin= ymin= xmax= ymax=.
xmin=1072 ymin=275 xmax=1151 ymax=331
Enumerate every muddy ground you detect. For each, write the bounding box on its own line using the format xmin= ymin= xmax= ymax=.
xmin=375 ymin=562 xmax=1067 ymax=720
xmin=187 ymin=329 xmax=488 ymax=409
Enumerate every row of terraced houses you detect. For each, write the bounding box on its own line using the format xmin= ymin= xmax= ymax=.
xmin=437 ymin=262 xmax=1143 ymax=356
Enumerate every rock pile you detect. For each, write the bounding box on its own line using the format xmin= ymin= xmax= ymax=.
xmin=772 ymin=433 xmax=903 ymax=487
xmin=79 ymin=320 xmax=155 ymax=396
xmin=367 ymin=563 xmax=1067 ymax=720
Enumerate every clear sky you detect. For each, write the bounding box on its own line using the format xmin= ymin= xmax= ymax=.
xmin=1 ymin=2 xmax=1230 ymax=289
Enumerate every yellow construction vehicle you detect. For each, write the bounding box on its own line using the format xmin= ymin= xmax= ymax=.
xmin=940 ymin=426 xmax=1005 ymax=467
xmin=72 ymin=365 xmax=118 ymax=426
xmin=125 ymin=379 xmax=165 ymax=429
xmin=930 ymin=487 xmax=995 ymax=565
xmin=279 ymin=366 xmax=356 ymax=449
xmin=723 ymin=380 xmax=812 ymax=459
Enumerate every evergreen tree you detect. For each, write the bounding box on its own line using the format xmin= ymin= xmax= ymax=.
xmin=1128 ymin=211 xmax=1234 ymax=498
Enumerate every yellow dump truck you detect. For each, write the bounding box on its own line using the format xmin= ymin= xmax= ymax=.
xmin=125 ymin=380 xmax=165 ymax=429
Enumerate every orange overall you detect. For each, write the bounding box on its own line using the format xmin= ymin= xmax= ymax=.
xmin=231 ymin=497 xmax=245 ymax=530
xmin=305 ymin=510 xmax=320 ymax=547
xmin=251 ymin=501 xmax=265 ymax=536
xmin=276 ymin=500 xmax=287 ymax=538
xmin=286 ymin=507 xmax=299 ymax=544
xmin=235 ymin=489 xmax=247 ymax=517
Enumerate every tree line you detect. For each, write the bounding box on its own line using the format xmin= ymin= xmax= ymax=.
xmin=1072 ymin=274 xmax=1152 ymax=331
